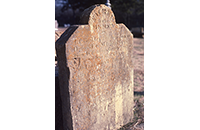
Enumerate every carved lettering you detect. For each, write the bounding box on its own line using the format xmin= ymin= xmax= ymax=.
xmin=56 ymin=4 xmax=134 ymax=130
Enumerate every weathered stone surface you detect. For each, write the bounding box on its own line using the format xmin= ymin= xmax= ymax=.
xmin=56 ymin=4 xmax=134 ymax=130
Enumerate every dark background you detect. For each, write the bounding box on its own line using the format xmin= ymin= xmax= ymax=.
xmin=55 ymin=0 xmax=144 ymax=30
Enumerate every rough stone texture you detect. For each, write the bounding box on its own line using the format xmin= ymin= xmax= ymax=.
xmin=56 ymin=4 xmax=134 ymax=130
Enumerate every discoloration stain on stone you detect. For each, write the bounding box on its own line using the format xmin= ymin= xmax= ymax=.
xmin=56 ymin=4 xmax=134 ymax=130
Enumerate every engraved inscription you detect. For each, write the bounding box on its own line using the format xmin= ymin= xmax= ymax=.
xmin=56 ymin=4 xmax=134 ymax=130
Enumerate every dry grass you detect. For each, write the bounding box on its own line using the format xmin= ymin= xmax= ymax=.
xmin=118 ymin=94 xmax=144 ymax=130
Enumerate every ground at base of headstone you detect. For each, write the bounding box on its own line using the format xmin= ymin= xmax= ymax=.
xmin=118 ymin=94 xmax=144 ymax=130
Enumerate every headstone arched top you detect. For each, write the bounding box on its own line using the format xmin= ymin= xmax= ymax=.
xmin=56 ymin=4 xmax=134 ymax=130
xmin=80 ymin=4 xmax=116 ymax=32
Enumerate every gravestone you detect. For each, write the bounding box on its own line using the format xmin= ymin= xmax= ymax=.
xmin=56 ymin=4 xmax=134 ymax=130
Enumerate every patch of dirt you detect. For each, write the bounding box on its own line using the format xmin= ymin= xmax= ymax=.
xmin=133 ymin=38 xmax=144 ymax=92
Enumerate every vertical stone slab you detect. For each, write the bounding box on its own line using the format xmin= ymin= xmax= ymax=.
xmin=56 ymin=4 xmax=134 ymax=130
